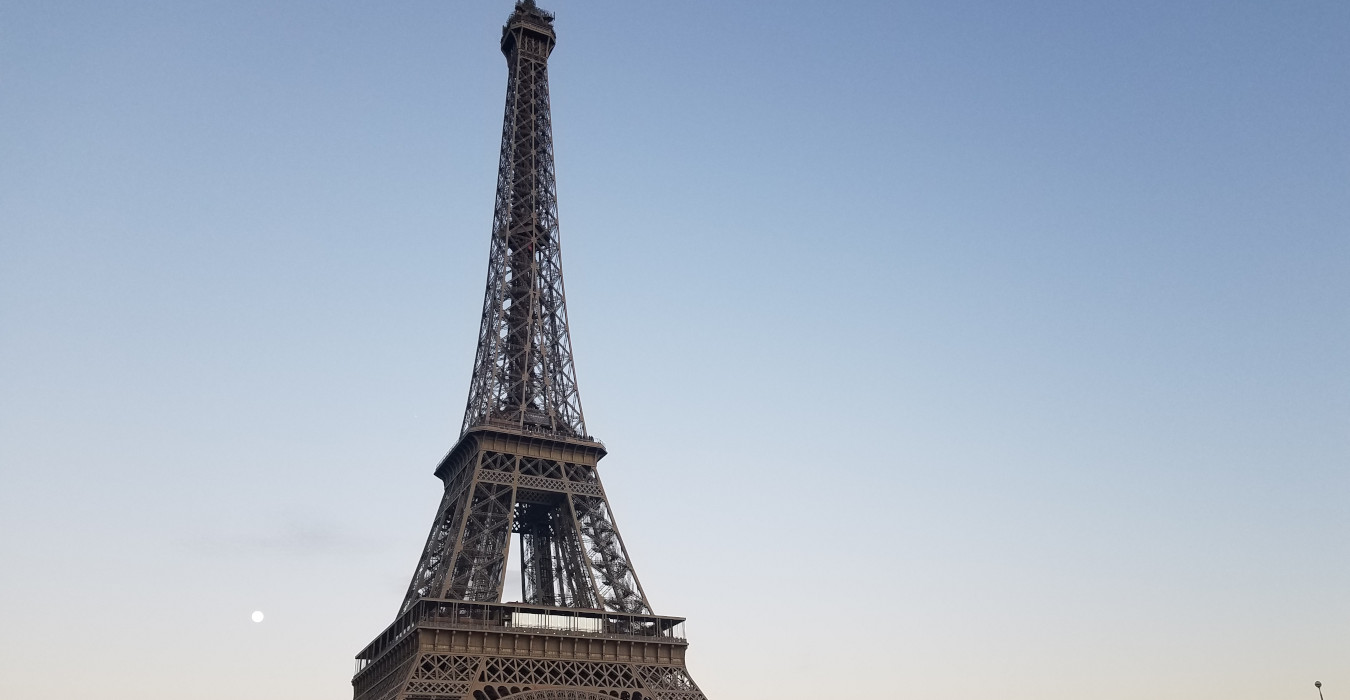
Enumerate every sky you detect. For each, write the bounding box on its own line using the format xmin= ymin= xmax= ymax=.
xmin=1 ymin=1 xmax=1347 ymax=698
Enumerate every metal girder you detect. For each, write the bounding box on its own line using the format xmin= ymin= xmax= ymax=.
xmin=401 ymin=439 xmax=649 ymax=615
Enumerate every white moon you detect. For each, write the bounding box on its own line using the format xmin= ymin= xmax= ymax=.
xmin=251 ymin=610 xmax=265 ymax=623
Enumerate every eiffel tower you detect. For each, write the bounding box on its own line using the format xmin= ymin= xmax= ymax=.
xmin=352 ymin=4 xmax=709 ymax=700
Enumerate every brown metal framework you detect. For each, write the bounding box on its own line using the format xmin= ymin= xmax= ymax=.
xmin=353 ymin=4 xmax=707 ymax=700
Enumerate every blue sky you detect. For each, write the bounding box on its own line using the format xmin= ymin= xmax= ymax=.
xmin=1 ymin=2 xmax=1347 ymax=698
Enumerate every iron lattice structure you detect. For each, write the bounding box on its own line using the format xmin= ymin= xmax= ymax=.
xmin=353 ymin=5 xmax=707 ymax=700
xmin=462 ymin=0 xmax=583 ymax=440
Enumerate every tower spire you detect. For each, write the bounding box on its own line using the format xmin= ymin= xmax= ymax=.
xmin=462 ymin=0 xmax=583 ymax=438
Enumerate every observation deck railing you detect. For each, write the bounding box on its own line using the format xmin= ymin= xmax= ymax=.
xmin=468 ymin=418 xmax=605 ymax=450
xmin=355 ymin=600 xmax=686 ymax=673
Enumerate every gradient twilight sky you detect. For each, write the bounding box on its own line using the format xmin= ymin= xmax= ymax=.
xmin=1 ymin=1 xmax=1347 ymax=698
